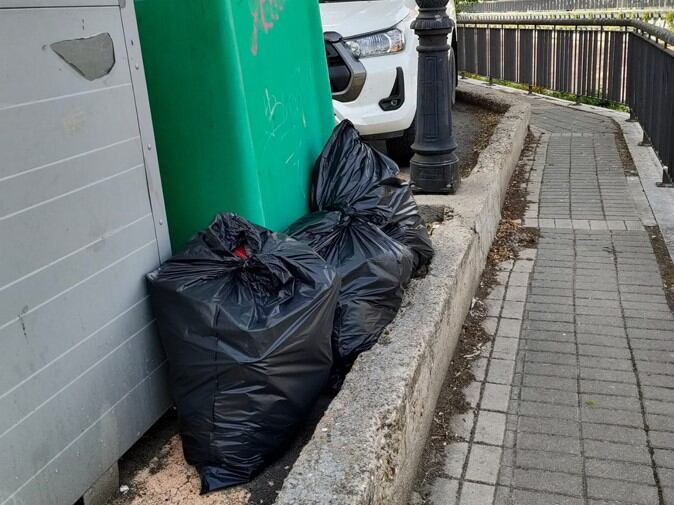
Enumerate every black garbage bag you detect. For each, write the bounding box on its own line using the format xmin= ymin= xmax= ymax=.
xmin=287 ymin=121 xmax=425 ymax=363
xmin=310 ymin=121 xmax=399 ymax=226
xmin=287 ymin=211 xmax=413 ymax=362
xmin=382 ymin=178 xmax=435 ymax=273
xmin=311 ymin=120 xmax=433 ymax=272
xmin=146 ymin=213 xmax=340 ymax=493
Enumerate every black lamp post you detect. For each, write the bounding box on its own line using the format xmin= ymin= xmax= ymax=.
xmin=410 ymin=0 xmax=460 ymax=194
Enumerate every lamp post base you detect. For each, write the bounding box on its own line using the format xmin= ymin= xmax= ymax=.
xmin=410 ymin=152 xmax=460 ymax=195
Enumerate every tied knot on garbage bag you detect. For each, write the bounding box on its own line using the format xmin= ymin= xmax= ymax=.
xmin=287 ymin=120 xmax=434 ymax=366
xmin=314 ymin=121 xmax=400 ymax=227
xmin=335 ymin=206 xmax=358 ymax=227
xmin=147 ymin=213 xmax=340 ymax=494
xmin=164 ymin=213 xmax=298 ymax=302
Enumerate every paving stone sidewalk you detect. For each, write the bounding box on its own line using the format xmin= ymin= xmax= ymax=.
xmin=422 ymin=100 xmax=674 ymax=505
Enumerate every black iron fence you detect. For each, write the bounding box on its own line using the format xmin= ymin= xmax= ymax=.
xmin=460 ymin=0 xmax=674 ymax=14
xmin=457 ymin=17 xmax=674 ymax=183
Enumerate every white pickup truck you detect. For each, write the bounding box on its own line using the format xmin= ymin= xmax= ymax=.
xmin=320 ymin=0 xmax=458 ymax=161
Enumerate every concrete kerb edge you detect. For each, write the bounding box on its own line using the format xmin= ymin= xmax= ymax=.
xmin=274 ymin=84 xmax=531 ymax=505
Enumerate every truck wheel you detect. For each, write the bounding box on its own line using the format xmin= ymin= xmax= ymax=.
xmin=386 ymin=119 xmax=416 ymax=166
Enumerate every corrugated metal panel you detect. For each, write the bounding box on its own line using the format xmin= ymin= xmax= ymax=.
xmin=0 ymin=3 xmax=171 ymax=505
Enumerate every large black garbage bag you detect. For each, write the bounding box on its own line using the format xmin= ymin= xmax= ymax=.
xmin=287 ymin=210 xmax=413 ymax=362
xmin=311 ymin=120 xmax=433 ymax=272
xmin=146 ymin=213 xmax=340 ymax=493
xmin=310 ymin=122 xmax=399 ymax=225
xmin=287 ymin=121 xmax=424 ymax=363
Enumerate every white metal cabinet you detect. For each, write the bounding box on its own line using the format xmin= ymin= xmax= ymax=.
xmin=0 ymin=2 xmax=171 ymax=504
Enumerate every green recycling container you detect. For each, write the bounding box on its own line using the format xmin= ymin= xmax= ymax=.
xmin=134 ymin=0 xmax=334 ymax=249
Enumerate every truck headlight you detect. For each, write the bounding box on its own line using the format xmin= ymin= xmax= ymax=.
xmin=345 ymin=28 xmax=405 ymax=59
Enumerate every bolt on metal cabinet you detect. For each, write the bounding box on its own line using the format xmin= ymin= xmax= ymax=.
xmin=134 ymin=0 xmax=335 ymax=249
xmin=0 ymin=1 xmax=171 ymax=504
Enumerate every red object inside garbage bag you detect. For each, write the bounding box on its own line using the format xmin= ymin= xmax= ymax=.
xmin=233 ymin=244 xmax=249 ymax=259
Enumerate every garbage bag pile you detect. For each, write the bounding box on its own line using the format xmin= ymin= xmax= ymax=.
xmin=287 ymin=120 xmax=433 ymax=364
xmin=146 ymin=121 xmax=432 ymax=493
xmin=147 ymin=213 xmax=340 ymax=493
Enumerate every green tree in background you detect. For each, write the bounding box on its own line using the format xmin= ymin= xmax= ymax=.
xmin=456 ymin=0 xmax=479 ymax=13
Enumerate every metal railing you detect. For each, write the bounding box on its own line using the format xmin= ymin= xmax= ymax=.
xmin=460 ymin=0 xmax=674 ymax=14
xmin=457 ymin=17 xmax=674 ymax=184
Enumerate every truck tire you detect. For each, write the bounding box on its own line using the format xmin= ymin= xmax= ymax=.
xmin=386 ymin=118 xmax=416 ymax=165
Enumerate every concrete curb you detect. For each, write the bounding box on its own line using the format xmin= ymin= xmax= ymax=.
xmin=274 ymin=83 xmax=531 ymax=505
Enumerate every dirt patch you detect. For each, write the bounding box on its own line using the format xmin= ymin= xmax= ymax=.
xmin=106 ymin=392 xmax=334 ymax=505
xmin=112 ymin=409 xmax=179 ymax=496
xmin=460 ymin=106 xmax=503 ymax=178
xmin=108 ymin=433 xmax=247 ymax=505
xmin=410 ymin=133 xmax=540 ymax=500
xmin=646 ymin=225 xmax=674 ymax=313
xmin=613 ymin=124 xmax=637 ymax=176
xmin=376 ymin=100 xmax=502 ymax=182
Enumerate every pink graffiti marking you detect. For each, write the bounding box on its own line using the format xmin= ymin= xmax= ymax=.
xmin=251 ymin=0 xmax=286 ymax=56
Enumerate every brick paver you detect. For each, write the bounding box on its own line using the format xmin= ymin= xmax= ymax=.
xmin=418 ymin=99 xmax=674 ymax=505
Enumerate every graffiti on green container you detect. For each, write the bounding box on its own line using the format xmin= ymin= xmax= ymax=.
xmin=251 ymin=0 xmax=287 ymax=55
